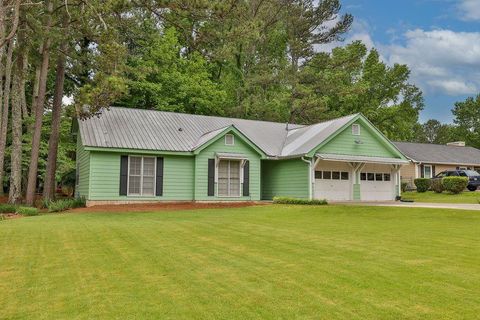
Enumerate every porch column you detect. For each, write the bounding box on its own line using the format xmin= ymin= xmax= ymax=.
xmin=350 ymin=162 xmax=365 ymax=201
xmin=392 ymin=165 xmax=401 ymax=198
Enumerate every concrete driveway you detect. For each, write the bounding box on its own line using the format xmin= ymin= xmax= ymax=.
xmin=334 ymin=201 xmax=480 ymax=211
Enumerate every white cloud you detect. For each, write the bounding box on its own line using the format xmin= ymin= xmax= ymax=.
xmin=315 ymin=19 xmax=480 ymax=96
xmin=458 ymin=0 xmax=480 ymax=21
xmin=383 ymin=29 xmax=480 ymax=95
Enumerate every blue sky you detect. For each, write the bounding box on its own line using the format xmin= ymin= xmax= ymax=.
xmin=329 ymin=0 xmax=480 ymax=123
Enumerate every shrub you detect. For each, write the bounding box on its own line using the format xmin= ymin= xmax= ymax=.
xmin=442 ymin=176 xmax=469 ymax=194
xmin=0 ymin=204 xmax=18 ymax=213
xmin=414 ymin=178 xmax=431 ymax=193
xmin=430 ymin=179 xmax=444 ymax=193
xmin=16 ymin=207 xmax=39 ymax=216
xmin=401 ymin=182 xmax=409 ymax=193
xmin=47 ymin=197 xmax=86 ymax=212
xmin=273 ymin=197 xmax=328 ymax=205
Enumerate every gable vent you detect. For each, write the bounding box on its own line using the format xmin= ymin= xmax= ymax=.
xmin=225 ymin=134 xmax=234 ymax=145
xmin=352 ymin=124 xmax=360 ymax=136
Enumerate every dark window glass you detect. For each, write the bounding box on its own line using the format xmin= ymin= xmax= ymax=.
xmin=367 ymin=173 xmax=375 ymax=181
xmin=341 ymin=172 xmax=349 ymax=180
xmin=360 ymin=172 xmax=366 ymax=180
xmin=332 ymin=171 xmax=340 ymax=180
xmin=459 ymin=172 xmax=467 ymax=177
xmin=384 ymin=173 xmax=391 ymax=181
xmin=315 ymin=171 xmax=322 ymax=179
xmin=375 ymin=173 xmax=383 ymax=181
xmin=323 ymin=171 xmax=331 ymax=179
xmin=447 ymin=171 xmax=458 ymax=176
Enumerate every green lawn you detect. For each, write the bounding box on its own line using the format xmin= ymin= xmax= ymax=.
xmin=1 ymin=205 xmax=480 ymax=319
xmin=402 ymin=190 xmax=480 ymax=203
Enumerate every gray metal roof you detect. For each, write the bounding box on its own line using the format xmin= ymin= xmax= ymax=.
xmin=78 ymin=107 xmax=360 ymax=157
xmin=394 ymin=141 xmax=480 ymax=165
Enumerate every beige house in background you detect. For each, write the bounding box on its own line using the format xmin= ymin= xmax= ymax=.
xmin=393 ymin=141 xmax=480 ymax=188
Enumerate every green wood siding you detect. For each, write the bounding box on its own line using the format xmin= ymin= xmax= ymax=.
xmin=76 ymin=134 xmax=90 ymax=199
xmin=261 ymin=159 xmax=309 ymax=200
xmin=194 ymin=132 xmax=262 ymax=201
xmin=88 ymin=152 xmax=195 ymax=201
xmin=317 ymin=121 xmax=397 ymax=158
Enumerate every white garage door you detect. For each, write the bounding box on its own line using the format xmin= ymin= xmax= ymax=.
xmin=314 ymin=170 xmax=351 ymax=201
xmin=360 ymin=172 xmax=394 ymax=201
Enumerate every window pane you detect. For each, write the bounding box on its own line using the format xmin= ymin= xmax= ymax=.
xmin=384 ymin=173 xmax=391 ymax=181
xmin=229 ymin=161 xmax=240 ymax=196
xmin=128 ymin=176 xmax=141 ymax=194
xmin=143 ymin=158 xmax=155 ymax=176
xmin=341 ymin=172 xmax=349 ymax=180
xmin=424 ymin=166 xmax=432 ymax=178
xmin=315 ymin=171 xmax=322 ymax=179
xmin=367 ymin=173 xmax=375 ymax=181
xmin=332 ymin=171 xmax=340 ymax=180
xmin=129 ymin=157 xmax=141 ymax=175
xmin=323 ymin=171 xmax=331 ymax=179
xmin=375 ymin=173 xmax=383 ymax=181
xmin=142 ymin=176 xmax=155 ymax=196
xmin=360 ymin=172 xmax=366 ymax=181
xmin=218 ymin=161 xmax=229 ymax=196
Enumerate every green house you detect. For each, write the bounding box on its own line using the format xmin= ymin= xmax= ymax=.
xmin=75 ymin=107 xmax=408 ymax=206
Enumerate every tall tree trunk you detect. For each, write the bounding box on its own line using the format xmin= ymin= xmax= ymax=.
xmin=43 ymin=40 xmax=68 ymax=200
xmin=9 ymin=35 xmax=25 ymax=204
xmin=0 ymin=39 xmax=14 ymax=195
xmin=0 ymin=0 xmax=6 ymax=121
xmin=9 ymin=9 xmax=26 ymax=204
xmin=25 ymin=0 xmax=53 ymax=205
xmin=29 ymin=52 xmax=41 ymax=127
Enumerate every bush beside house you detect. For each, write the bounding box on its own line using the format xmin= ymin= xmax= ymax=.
xmin=442 ymin=177 xmax=469 ymax=194
xmin=431 ymin=179 xmax=444 ymax=193
xmin=414 ymin=178 xmax=431 ymax=193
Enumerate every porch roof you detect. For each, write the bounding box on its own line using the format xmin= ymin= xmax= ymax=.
xmin=315 ymin=153 xmax=410 ymax=165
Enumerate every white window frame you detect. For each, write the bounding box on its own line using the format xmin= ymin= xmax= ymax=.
xmin=216 ymin=159 xmax=242 ymax=197
xmin=352 ymin=124 xmax=360 ymax=135
xmin=225 ymin=134 xmax=235 ymax=146
xmin=423 ymin=165 xmax=432 ymax=179
xmin=127 ymin=156 xmax=157 ymax=197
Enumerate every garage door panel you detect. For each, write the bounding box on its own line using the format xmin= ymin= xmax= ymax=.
xmin=360 ymin=168 xmax=394 ymax=201
xmin=314 ymin=166 xmax=351 ymax=201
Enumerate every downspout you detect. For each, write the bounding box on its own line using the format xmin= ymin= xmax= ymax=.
xmin=301 ymin=156 xmax=312 ymax=200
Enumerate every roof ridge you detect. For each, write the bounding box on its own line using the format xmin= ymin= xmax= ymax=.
xmin=108 ymin=106 xmax=301 ymax=127
xmin=108 ymin=106 xmax=360 ymax=129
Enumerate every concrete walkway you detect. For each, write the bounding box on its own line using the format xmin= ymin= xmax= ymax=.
xmin=333 ymin=201 xmax=480 ymax=211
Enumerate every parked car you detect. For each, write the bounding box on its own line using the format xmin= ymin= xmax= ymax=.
xmin=433 ymin=170 xmax=480 ymax=191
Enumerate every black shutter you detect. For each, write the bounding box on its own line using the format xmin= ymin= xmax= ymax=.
xmin=208 ymin=159 xmax=215 ymax=196
xmin=120 ymin=156 xmax=128 ymax=195
xmin=156 ymin=157 xmax=164 ymax=196
xmin=420 ymin=164 xmax=424 ymax=178
xmin=432 ymin=165 xmax=436 ymax=177
xmin=243 ymin=160 xmax=250 ymax=196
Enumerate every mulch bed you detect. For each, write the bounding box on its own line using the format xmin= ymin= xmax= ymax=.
xmin=69 ymin=201 xmax=267 ymax=213
xmin=0 ymin=213 xmax=23 ymax=220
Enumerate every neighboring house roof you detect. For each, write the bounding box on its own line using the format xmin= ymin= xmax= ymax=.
xmin=393 ymin=141 xmax=480 ymax=166
xmin=78 ymin=107 xmax=393 ymax=158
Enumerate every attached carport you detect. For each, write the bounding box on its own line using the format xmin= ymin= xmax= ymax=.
xmin=313 ymin=153 xmax=410 ymax=201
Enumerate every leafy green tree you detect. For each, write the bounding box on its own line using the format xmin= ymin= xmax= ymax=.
xmin=414 ymin=119 xmax=460 ymax=145
xmin=452 ymin=94 xmax=480 ymax=148
xmin=292 ymin=41 xmax=423 ymax=140
xmin=116 ymin=27 xmax=226 ymax=115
